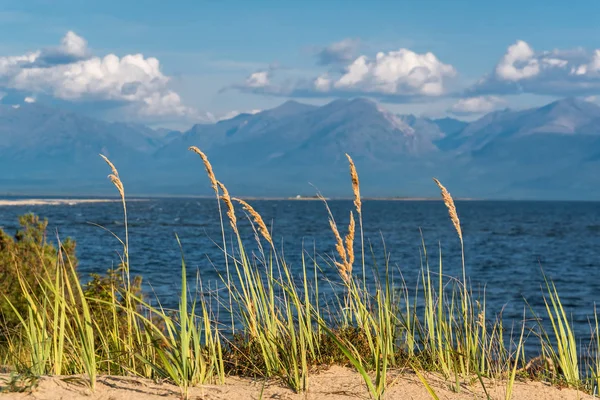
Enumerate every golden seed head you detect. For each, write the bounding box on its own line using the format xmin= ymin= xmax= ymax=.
xmin=345 ymin=211 xmax=355 ymax=268
xmin=433 ymin=178 xmax=463 ymax=242
xmin=99 ymin=155 xmax=125 ymax=199
xmin=189 ymin=146 xmax=218 ymax=193
xmin=233 ymin=197 xmax=273 ymax=246
xmin=329 ymin=219 xmax=347 ymax=262
xmin=108 ymin=174 xmax=125 ymax=199
xmin=217 ymin=181 xmax=238 ymax=234
xmin=329 ymin=218 xmax=352 ymax=284
xmin=335 ymin=261 xmax=351 ymax=285
xmin=99 ymin=154 xmax=119 ymax=177
xmin=477 ymin=311 xmax=485 ymax=328
xmin=345 ymin=153 xmax=361 ymax=214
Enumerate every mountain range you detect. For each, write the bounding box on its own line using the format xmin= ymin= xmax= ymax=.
xmin=1 ymin=97 xmax=599 ymax=200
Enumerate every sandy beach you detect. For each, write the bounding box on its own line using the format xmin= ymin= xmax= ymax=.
xmin=0 ymin=366 xmax=594 ymax=400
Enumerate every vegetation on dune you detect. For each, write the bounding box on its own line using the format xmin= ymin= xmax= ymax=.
xmin=1 ymin=149 xmax=599 ymax=400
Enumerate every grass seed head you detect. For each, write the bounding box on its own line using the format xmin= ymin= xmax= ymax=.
xmin=345 ymin=211 xmax=355 ymax=267
xmin=99 ymin=155 xmax=124 ymax=199
xmin=217 ymin=181 xmax=238 ymax=234
xmin=433 ymin=178 xmax=462 ymax=242
xmin=108 ymin=174 xmax=125 ymax=200
xmin=189 ymin=146 xmax=218 ymax=193
xmin=345 ymin=154 xmax=361 ymax=214
xmin=233 ymin=197 xmax=273 ymax=246
xmin=99 ymin=154 xmax=119 ymax=177
xmin=329 ymin=219 xmax=351 ymax=284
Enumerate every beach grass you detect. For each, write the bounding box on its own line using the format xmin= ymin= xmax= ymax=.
xmin=0 ymin=149 xmax=598 ymax=399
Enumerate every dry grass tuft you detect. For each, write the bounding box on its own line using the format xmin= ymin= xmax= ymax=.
xmin=433 ymin=178 xmax=462 ymax=242
xmin=345 ymin=154 xmax=361 ymax=214
xmin=217 ymin=181 xmax=238 ymax=234
xmin=189 ymin=146 xmax=218 ymax=193
xmin=233 ymin=197 xmax=273 ymax=246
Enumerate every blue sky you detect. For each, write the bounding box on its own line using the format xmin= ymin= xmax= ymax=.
xmin=2 ymin=0 xmax=600 ymax=128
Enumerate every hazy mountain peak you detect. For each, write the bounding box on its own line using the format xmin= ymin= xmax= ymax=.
xmin=540 ymin=97 xmax=600 ymax=116
xmin=3 ymin=97 xmax=600 ymax=199
xmin=264 ymin=100 xmax=317 ymax=118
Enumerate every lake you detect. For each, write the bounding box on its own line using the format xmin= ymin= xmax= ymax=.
xmin=1 ymin=198 xmax=600 ymax=345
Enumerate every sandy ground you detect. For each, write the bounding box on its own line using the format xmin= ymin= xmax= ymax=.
xmin=0 ymin=366 xmax=595 ymax=400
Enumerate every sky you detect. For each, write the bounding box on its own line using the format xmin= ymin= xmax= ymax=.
xmin=2 ymin=0 xmax=600 ymax=129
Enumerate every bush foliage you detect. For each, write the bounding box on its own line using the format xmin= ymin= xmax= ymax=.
xmin=0 ymin=214 xmax=77 ymax=331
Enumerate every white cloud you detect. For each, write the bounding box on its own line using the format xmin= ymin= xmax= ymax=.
xmin=495 ymin=40 xmax=540 ymax=81
xmin=315 ymin=38 xmax=360 ymax=65
xmin=245 ymin=71 xmax=270 ymax=88
xmin=333 ymin=49 xmax=456 ymax=96
xmin=314 ymin=74 xmax=331 ymax=92
xmin=0 ymin=52 xmax=39 ymax=76
xmin=59 ymin=31 xmax=88 ymax=58
xmin=236 ymin=47 xmax=457 ymax=101
xmin=0 ymin=31 xmax=194 ymax=119
xmin=449 ymin=96 xmax=507 ymax=115
xmin=469 ymin=40 xmax=600 ymax=97
xmin=24 ymin=96 xmax=35 ymax=103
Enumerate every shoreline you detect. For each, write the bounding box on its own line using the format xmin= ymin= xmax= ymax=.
xmin=0 ymin=196 xmax=472 ymax=204
xmin=0 ymin=199 xmax=147 ymax=207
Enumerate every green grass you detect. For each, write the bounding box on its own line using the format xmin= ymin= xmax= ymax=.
xmin=0 ymin=150 xmax=598 ymax=399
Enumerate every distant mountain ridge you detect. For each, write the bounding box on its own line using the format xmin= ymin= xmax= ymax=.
xmin=0 ymin=97 xmax=599 ymax=199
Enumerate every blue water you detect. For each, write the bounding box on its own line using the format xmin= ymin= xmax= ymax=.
xmin=1 ymin=198 xmax=600 ymax=344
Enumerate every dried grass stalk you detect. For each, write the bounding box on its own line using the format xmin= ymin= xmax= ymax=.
xmin=233 ymin=197 xmax=273 ymax=246
xmin=99 ymin=154 xmax=124 ymax=199
xmin=217 ymin=181 xmax=238 ymax=234
xmin=330 ymin=219 xmax=351 ymax=284
xmin=345 ymin=211 xmax=355 ymax=267
xmin=108 ymin=175 xmax=125 ymax=200
xmin=345 ymin=154 xmax=361 ymax=214
xmin=189 ymin=146 xmax=218 ymax=193
xmin=99 ymin=154 xmax=119 ymax=177
xmin=433 ymin=178 xmax=462 ymax=242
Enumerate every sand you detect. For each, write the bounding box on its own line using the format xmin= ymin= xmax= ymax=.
xmin=0 ymin=366 xmax=594 ymax=400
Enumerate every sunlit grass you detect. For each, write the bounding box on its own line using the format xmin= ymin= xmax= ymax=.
xmin=0 ymin=149 xmax=597 ymax=399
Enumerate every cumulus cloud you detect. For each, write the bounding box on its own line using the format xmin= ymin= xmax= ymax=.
xmin=235 ymin=47 xmax=457 ymax=101
xmin=245 ymin=71 xmax=270 ymax=88
xmin=468 ymin=40 xmax=600 ymax=97
xmin=315 ymin=39 xmax=360 ymax=66
xmin=495 ymin=40 xmax=541 ymax=81
xmin=449 ymin=96 xmax=507 ymax=115
xmin=0 ymin=31 xmax=194 ymax=119
xmin=24 ymin=96 xmax=36 ymax=103
xmin=313 ymin=74 xmax=331 ymax=92
xmin=333 ymin=49 xmax=456 ymax=96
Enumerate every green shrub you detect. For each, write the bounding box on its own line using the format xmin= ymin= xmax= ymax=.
xmin=0 ymin=214 xmax=77 ymax=332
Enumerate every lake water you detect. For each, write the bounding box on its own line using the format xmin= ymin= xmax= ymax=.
xmin=1 ymin=198 xmax=600 ymax=346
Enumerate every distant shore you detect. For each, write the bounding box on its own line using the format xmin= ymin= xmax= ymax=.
xmin=0 ymin=199 xmax=128 ymax=206
xmin=0 ymin=196 xmax=476 ymax=205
